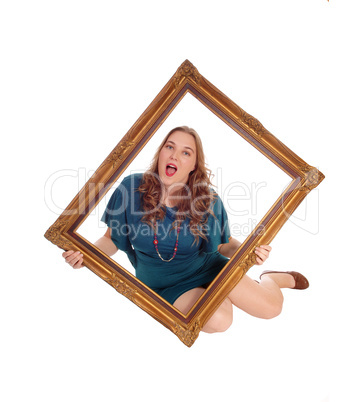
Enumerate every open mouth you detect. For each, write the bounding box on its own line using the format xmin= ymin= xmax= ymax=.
xmin=166 ymin=164 xmax=177 ymax=177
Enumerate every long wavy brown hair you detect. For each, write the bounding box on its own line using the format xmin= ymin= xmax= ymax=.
xmin=138 ymin=126 xmax=216 ymax=243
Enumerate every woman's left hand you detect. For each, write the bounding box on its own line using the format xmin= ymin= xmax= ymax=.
xmin=255 ymin=245 xmax=272 ymax=265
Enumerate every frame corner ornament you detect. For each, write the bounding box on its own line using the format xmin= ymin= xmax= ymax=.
xmin=44 ymin=218 xmax=73 ymax=249
xmin=174 ymin=59 xmax=201 ymax=87
xmin=299 ymin=164 xmax=325 ymax=191
xmin=174 ymin=319 xmax=201 ymax=347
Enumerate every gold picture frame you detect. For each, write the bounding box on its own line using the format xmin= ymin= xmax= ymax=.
xmin=45 ymin=60 xmax=324 ymax=347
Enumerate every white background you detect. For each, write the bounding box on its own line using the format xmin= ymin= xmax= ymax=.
xmin=1 ymin=1 xmax=361 ymax=401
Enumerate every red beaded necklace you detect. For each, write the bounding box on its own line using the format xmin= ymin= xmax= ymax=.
xmin=153 ymin=222 xmax=181 ymax=262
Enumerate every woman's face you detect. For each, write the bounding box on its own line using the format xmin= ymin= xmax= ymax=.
xmin=157 ymin=130 xmax=197 ymax=191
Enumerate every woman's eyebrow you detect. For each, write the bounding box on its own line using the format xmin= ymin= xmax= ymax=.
xmin=184 ymin=146 xmax=195 ymax=153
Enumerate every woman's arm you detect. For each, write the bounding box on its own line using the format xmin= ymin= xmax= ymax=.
xmin=217 ymin=237 xmax=241 ymax=258
xmin=94 ymin=228 xmax=118 ymax=256
xmin=62 ymin=228 xmax=118 ymax=269
xmin=218 ymin=237 xmax=272 ymax=265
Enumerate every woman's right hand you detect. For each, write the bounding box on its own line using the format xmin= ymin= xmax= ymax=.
xmin=62 ymin=250 xmax=84 ymax=269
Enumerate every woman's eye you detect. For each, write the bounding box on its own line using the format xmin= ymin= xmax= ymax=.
xmin=183 ymin=151 xmax=190 ymax=156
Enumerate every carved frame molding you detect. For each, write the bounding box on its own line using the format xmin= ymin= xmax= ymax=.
xmin=45 ymin=60 xmax=324 ymax=347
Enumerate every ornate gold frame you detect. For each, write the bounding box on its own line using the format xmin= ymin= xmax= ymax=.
xmin=45 ymin=60 xmax=324 ymax=347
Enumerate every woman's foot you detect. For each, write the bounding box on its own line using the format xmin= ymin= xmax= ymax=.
xmin=259 ymin=270 xmax=309 ymax=290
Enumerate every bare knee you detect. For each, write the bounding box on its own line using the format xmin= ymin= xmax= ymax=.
xmin=259 ymin=300 xmax=283 ymax=320
xmin=203 ymin=310 xmax=233 ymax=333
xmin=254 ymin=287 xmax=284 ymax=319
xmin=202 ymin=299 xmax=233 ymax=333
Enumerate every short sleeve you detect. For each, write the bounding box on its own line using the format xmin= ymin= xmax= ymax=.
xmin=101 ymin=178 xmax=136 ymax=266
xmin=202 ymin=194 xmax=231 ymax=253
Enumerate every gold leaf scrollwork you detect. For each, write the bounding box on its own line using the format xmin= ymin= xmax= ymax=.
xmin=299 ymin=164 xmax=325 ymax=192
xmin=174 ymin=319 xmax=201 ymax=347
xmin=102 ymin=137 xmax=135 ymax=169
xmin=103 ymin=272 xmax=137 ymax=302
xmin=44 ymin=217 xmax=73 ymax=249
xmin=236 ymin=251 xmax=257 ymax=276
xmin=238 ymin=110 xmax=271 ymax=139
xmin=174 ymin=60 xmax=201 ymax=87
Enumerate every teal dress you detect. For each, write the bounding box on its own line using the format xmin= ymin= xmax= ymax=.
xmin=101 ymin=173 xmax=230 ymax=304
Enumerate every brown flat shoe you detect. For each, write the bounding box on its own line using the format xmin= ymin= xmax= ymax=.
xmin=259 ymin=270 xmax=309 ymax=290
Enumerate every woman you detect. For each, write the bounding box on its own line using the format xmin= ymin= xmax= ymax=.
xmin=63 ymin=126 xmax=309 ymax=333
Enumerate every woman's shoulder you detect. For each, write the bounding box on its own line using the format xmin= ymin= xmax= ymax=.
xmin=108 ymin=174 xmax=143 ymax=211
xmin=119 ymin=173 xmax=144 ymax=189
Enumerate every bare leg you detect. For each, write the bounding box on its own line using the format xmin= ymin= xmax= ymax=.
xmin=173 ymin=288 xmax=233 ymax=333
xmin=227 ymin=273 xmax=295 ymax=319
xmin=173 ymin=272 xmax=296 ymax=333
